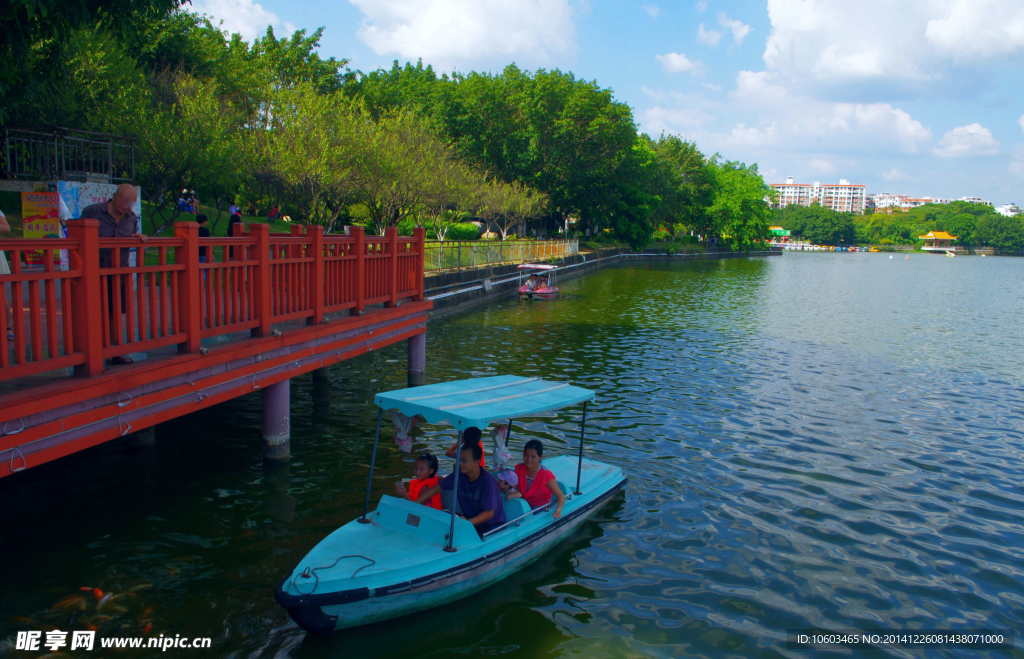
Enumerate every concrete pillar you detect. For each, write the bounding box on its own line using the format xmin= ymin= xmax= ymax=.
xmin=128 ymin=426 xmax=155 ymax=447
xmin=312 ymin=366 xmax=330 ymax=382
xmin=408 ymin=331 xmax=426 ymax=387
xmin=263 ymin=378 xmax=290 ymax=461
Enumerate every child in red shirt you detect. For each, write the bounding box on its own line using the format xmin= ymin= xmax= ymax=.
xmin=446 ymin=426 xmax=486 ymax=468
xmin=395 ymin=453 xmax=442 ymax=510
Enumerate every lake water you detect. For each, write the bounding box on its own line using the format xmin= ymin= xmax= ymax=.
xmin=2 ymin=252 xmax=1024 ymax=658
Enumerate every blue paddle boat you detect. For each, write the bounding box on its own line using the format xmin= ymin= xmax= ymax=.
xmin=274 ymin=375 xmax=626 ymax=634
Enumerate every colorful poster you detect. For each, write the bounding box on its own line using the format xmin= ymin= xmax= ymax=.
xmin=21 ymin=192 xmax=62 ymax=265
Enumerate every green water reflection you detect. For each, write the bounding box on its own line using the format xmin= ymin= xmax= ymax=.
xmin=2 ymin=253 xmax=1024 ymax=658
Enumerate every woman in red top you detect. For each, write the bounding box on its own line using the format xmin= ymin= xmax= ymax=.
xmin=395 ymin=453 xmax=442 ymax=510
xmin=514 ymin=439 xmax=566 ymax=518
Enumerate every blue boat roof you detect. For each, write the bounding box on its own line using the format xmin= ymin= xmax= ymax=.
xmin=374 ymin=376 xmax=595 ymax=429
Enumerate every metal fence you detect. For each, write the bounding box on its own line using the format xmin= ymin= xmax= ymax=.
xmin=2 ymin=127 xmax=135 ymax=183
xmin=423 ymin=239 xmax=578 ymax=272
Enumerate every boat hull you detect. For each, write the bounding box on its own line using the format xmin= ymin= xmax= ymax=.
xmin=518 ymin=287 xmax=560 ymax=300
xmin=276 ymin=456 xmax=625 ymax=633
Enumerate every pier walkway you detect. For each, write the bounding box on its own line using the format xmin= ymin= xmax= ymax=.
xmin=0 ymin=221 xmax=430 ymax=478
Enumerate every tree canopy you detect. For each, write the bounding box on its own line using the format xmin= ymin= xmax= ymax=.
xmin=1 ymin=7 xmax=777 ymax=249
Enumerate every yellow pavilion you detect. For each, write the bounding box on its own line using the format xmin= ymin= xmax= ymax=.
xmin=918 ymin=230 xmax=958 ymax=253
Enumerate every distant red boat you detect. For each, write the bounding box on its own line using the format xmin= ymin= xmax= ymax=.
xmin=517 ymin=263 xmax=560 ymax=300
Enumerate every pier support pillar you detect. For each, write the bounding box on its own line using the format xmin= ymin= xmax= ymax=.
xmin=263 ymin=379 xmax=291 ymax=461
xmin=312 ymin=366 xmax=330 ymax=382
xmin=408 ymin=331 xmax=426 ymax=387
xmin=128 ymin=426 xmax=155 ymax=448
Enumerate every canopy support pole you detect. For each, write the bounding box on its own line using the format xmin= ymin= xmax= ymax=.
xmin=445 ymin=429 xmax=464 ymax=552
xmin=359 ymin=408 xmax=384 ymax=524
xmin=575 ymin=401 xmax=587 ymax=495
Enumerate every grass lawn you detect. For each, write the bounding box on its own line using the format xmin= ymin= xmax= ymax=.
xmin=141 ymin=202 xmax=291 ymax=236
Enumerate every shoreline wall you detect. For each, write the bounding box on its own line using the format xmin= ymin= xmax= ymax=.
xmin=424 ymin=248 xmax=782 ymax=319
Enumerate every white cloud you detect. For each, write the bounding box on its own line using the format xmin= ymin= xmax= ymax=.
xmin=651 ymin=69 xmax=933 ymax=155
xmin=657 ymin=52 xmax=701 ymax=74
xmin=696 ymin=0 xmax=707 ymax=12
xmin=812 ymin=159 xmax=835 ymax=173
xmin=882 ymin=167 xmax=907 ymax=181
xmin=933 ymin=123 xmax=1000 ymax=158
xmin=925 ymin=1 xmax=1024 ymax=60
xmin=697 ymin=23 xmax=722 ymax=46
xmin=764 ymin=1 xmax=930 ymax=84
xmin=1019 ymin=114 xmax=1024 ymax=134
xmin=719 ymin=14 xmax=752 ymax=46
xmin=642 ymin=4 xmax=660 ymax=18
xmin=192 ymin=0 xmax=295 ymax=41
xmin=762 ymin=0 xmax=1024 ymax=96
xmin=1010 ymin=144 xmax=1024 ymax=177
xmin=348 ymin=0 xmax=577 ymax=71
xmin=643 ymin=105 xmax=711 ymax=133
xmin=729 ymin=122 xmax=778 ymax=148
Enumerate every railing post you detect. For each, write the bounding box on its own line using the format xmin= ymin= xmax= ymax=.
xmin=413 ymin=227 xmax=425 ymax=301
xmin=66 ymin=219 xmax=104 ymax=376
xmin=350 ymin=225 xmax=365 ymax=316
xmin=174 ymin=221 xmax=201 ymax=354
xmin=309 ymin=224 xmax=324 ymax=325
xmin=250 ymin=223 xmax=272 ymax=337
xmin=385 ymin=226 xmax=398 ymax=308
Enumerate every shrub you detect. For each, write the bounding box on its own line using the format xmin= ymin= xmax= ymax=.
xmin=445 ymin=223 xmax=480 ymax=241
xmin=396 ymin=218 xmax=418 ymax=236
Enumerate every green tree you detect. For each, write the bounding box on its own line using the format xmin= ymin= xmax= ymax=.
xmin=124 ymin=74 xmax=244 ymax=235
xmin=975 ymin=214 xmax=1024 ymax=252
xmin=940 ymin=213 xmax=976 ymax=246
xmin=351 ymin=64 xmax=641 ymax=230
xmin=602 ymin=141 xmax=659 ymax=250
xmin=853 ymin=211 xmax=916 ymax=244
xmin=0 ymin=0 xmax=181 ymax=117
xmin=257 ymin=86 xmax=366 ymax=230
xmin=479 ymin=179 xmax=547 ymax=241
xmin=706 ymin=159 xmax=772 ymax=249
xmin=778 ymin=204 xmax=855 ymax=245
xmin=647 ymin=133 xmax=714 ymax=238
xmin=361 ymin=112 xmax=454 ymax=235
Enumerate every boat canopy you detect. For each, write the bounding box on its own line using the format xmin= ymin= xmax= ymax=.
xmin=517 ymin=264 xmax=558 ymax=270
xmin=374 ymin=375 xmax=594 ymax=429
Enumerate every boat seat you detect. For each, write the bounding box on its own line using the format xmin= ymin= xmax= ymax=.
xmin=439 ymin=490 xmax=462 ymax=514
xmin=502 ymin=497 xmax=530 ymax=522
xmin=557 ymin=480 xmax=572 ymax=497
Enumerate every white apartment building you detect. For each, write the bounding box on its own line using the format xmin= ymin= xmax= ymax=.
xmin=870 ymin=194 xmax=950 ymax=211
xmin=770 ymin=177 xmax=866 ymax=213
xmin=960 ymin=196 xmax=993 ymax=206
xmin=996 ymin=203 xmax=1021 ymax=217
xmin=771 ymin=178 xmax=817 ymax=207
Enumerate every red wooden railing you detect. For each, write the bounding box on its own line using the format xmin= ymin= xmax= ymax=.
xmin=0 ymin=222 xmax=424 ymax=382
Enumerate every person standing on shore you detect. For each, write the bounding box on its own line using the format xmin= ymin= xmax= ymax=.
xmin=228 ymin=212 xmax=243 ymax=259
xmin=80 ymin=184 xmax=146 ymax=364
xmin=196 ymin=214 xmax=210 ymax=262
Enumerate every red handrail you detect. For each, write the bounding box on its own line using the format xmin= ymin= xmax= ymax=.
xmin=0 ymin=221 xmax=425 ymax=383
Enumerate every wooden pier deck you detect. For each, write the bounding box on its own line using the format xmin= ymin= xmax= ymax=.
xmin=0 ymin=221 xmax=430 ymax=478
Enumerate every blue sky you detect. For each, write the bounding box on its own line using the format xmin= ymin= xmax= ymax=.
xmin=192 ymin=0 xmax=1024 ymax=205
